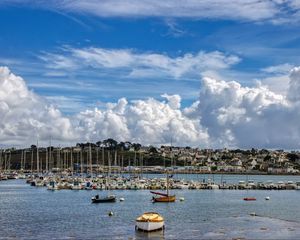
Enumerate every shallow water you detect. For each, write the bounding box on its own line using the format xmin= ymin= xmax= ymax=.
xmin=0 ymin=177 xmax=300 ymax=239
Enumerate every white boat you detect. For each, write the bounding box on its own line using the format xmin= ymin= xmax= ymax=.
xmin=47 ymin=181 xmax=58 ymax=190
xmin=71 ymin=182 xmax=82 ymax=190
xmin=136 ymin=212 xmax=164 ymax=232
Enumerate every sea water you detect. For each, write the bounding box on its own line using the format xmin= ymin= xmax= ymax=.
xmin=0 ymin=175 xmax=300 ymax=239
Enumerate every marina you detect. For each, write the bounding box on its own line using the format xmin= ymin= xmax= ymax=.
xmin=14 ymin=172 xmax=300 ymax=191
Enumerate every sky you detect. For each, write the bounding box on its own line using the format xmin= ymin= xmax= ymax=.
xmin=1 ymin=0 xmax=300 ymax=148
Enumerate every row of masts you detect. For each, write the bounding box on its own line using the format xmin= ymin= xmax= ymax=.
xmin=0 ymin=146 xmax=148 ymax=177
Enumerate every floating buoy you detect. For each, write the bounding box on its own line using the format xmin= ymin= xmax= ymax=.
xmin=179 ymin=197 xmax=185 ymax=201
xmin=120 ymin=197 xmax=125 ymax=202
xmin=108 ymin=211 xmax=114 ymax=216
xmin=265 ymin=196 xmax=270 ymax=200
xmin=250 ymin=212 xmax=256 ymax=216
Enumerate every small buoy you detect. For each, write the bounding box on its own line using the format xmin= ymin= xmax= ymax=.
xmin=108 ymin=211 xmax=114 ymax=216
xmin=179 ymin=197 xmax=185 ymax=201
xmin=265 ymin=196 xmax=270 ymax=200
xmin=120 ymin=197 xmax=125 ymax=202
xmin=250 ymin=212 xmax=256 ymax=216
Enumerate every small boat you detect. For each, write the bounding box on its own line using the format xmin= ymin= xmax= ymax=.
xmin=47 ymin=181 xmax=58 ymax=190
xmin=136 ymin=212 xmax=164 ymax=232
xmin=91 ymin=194 xmax=116 ymax=203
xmin=150 ymin=170 xmax=175 ymax=203
xmin=151 ymin=191 xmax=176 ymax=202
xmin=243 ymin=197 xmax=256 ymax=201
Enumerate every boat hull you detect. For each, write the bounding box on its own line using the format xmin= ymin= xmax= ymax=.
xmin=136 ymin=212 xmax=164 ymax=232
xmin=153 ymin=195 xmax=176 ymax=202
xmin=91 ymin=196 xmax=116 ymax=203
xmin=136 ymin=221 xmax=164 ymax=232
xmin=243 ymin=197 xmax=256 ymax=201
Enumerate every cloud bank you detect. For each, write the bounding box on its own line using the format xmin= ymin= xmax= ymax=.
xmin=2 ymin=66 xmax=300 ymax=149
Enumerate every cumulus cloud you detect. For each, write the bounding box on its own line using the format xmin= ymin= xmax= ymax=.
xmin=41 ymin=47 xmax=240 ymax=79
xmin=73 ymin=66 xmax=300 ymax=149
xmin=0 ymin=66 xmax=209 ymax=147
xmin=0 ymin=66 xmax=75 ymax=145
xmin=197 ymin=69 xmax=300 ymax=149
xmin=3 ymin=66 xmax=300 ymax=149
xmin=75 ymin=95 xmax=209 ymax=146
xmin=258 ymin=63 xmax=294 ymax=95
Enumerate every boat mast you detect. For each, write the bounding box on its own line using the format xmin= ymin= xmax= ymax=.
xmin=20 ymin=150 xmax=24 ymax=171
xmin=70 ymin=147 xmax=73 ymax=176
xmin=107 ymin=151 xmax=111 ymax=190
xmin=46 ymin=147 xmax=48 ymax=173
xmin=24 ymin=150 xmax=26 ymax=171
xmin=57 ymin=147 xmax=60 ymax=172
xmin=80 ymin=148 xmax=83 ymax=175
xmin=114 ymin=150 xmax=117 ymax=175
xmin=166 ymin=169 xmax=169 ymax=196
xmin=36 ymin=139 xmax=39 ymax=174
xmin=49 ymin=137 xmax=52 ymax=172
xmin=31 ymin=149 xmax=33 ymax=175
xmin=96 ymin=147 xmax=99 ymax=176
xmin=89 ymin=144 xmax=92 ymax=176
xmin=0 ymin=150 xmax=2 ymax=173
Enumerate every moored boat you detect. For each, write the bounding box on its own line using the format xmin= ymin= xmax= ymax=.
xmin=151 ymin=191 xmax=176 ymax=202
xmin=243 ymin=197 xmax=256 ymax=201
xmin=91 ymin=194 xmax=116 ymax=203
xmin=151 ymin=170 xmax=175 ymax=202
xmin=136 ymin=212 xmax=164 ymax=232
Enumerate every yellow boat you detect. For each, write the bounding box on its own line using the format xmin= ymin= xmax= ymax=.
xmin=136 ymin=212 xmax=164 ymax=231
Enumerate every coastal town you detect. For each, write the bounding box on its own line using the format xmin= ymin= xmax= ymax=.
xmin=1 ymin=139 xmax=300 ymax=175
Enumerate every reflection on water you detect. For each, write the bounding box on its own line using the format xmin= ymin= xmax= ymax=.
xmin=134 ymin=229 xmax=165 ymax=240
xmin=0 ymin=178 xmax=300 ymax=239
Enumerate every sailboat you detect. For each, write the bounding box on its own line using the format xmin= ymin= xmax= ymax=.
xmin=243 ymin=171 xmax=256 ymax=201
xmin=91 ymin=150 xmax=116 ymax=203
xmin=151 ymin=170 xmax=175 ymax=202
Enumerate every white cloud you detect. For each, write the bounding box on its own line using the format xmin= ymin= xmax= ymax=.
xmin=38 ymin=52 xmax=79 ymax=70
xmin=41 ymin=47 xmax=240 ymax=79
xmin=3 ymin=66 xmax=300 ymax=149
xmin=0 ymin=66 xmax=76 ymax=145
xmin=288 ymin=66 xmax=300 ymax=102
xmin=259 ymin=63 xmax=294 ymax=95
xmin=0 ymin=66 xmax=209 ymax=147
xmin=261 ymin=63 xmax=294 ymax=74
xmin=75 ymin=96 xmax=209 ymax=146
xmin=4 ymin=0 xmax=300 ymax=24
xmin=197 ymin=70 xmax=300 ymax=149
xmin=161 ymin=94 xmax=181 ymax=109
xmin=259 ymin=75 xmax=290 ymax=95
xmin=47 ymin=0 xmax=278 ymax=21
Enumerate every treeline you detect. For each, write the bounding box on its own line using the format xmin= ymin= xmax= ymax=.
xmin=76 ymin=138 xmax=142 ymax=151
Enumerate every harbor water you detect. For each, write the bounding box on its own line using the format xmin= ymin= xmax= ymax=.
xmin=1 ymin=174 xmax=300 ymax=239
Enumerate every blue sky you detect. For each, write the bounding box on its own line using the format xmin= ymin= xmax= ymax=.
xmin=1 ymin=1 xmax=300 ymax=114
xmin=2 ymin=1 xmax=300 ymax=148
